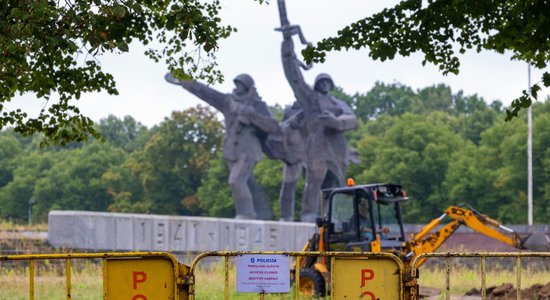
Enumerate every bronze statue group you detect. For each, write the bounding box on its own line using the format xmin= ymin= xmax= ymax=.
xmin=165 ymin=1 xmax=358 ymax=222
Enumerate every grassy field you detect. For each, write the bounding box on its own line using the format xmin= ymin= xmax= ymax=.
xmin=1 ymin=258 xmax=549 ymax=300
xmin=0 ymin=261 xmax=103 ymax=300
xmin=419 ymin=265 xmax=550 ymax=297
xmin=0 ymin=221 xmax=47 ymax=232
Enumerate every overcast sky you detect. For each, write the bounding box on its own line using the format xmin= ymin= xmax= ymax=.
xmin=10 ymin=0 xmax=550 ymax=128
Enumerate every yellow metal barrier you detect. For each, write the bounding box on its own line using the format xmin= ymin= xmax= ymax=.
xmin=410 ymin=252 xmax=550 ymax=300
xmin=188 ymin=250 xmax=406 ymax=300
xmin=13 ymin=250 xmax=549 ymax=299
xmin=0 ymin=252 xmax=189 ymax=300
xmin=2 ymin=250 xmax=374 ymax=300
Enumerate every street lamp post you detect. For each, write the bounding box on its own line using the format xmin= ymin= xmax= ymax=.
xmin=527 ymin=65 xmax=533 ymax=225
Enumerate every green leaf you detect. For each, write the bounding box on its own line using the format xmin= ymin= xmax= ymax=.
xmin=542 ymin=72 xmax=550 ymax=87
xmin=530 ymin=84 xmax=540 ymax=100
xmin=117 ymin=41 xmax=129 ymax=52
xmin=113 ymin=5 xmax=126 ymax=18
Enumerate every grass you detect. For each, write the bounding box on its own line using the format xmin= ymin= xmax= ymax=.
xmin=0 ymin=220 xmax=48 ymax=232
xmin=419 ymin=264 xmax=550 ymax=297
xmin=0 ymin=260 xmax=102 ymax=300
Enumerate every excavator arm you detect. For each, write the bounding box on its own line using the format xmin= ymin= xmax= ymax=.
xmin=406 ymin=205 xmax=525 ymax=267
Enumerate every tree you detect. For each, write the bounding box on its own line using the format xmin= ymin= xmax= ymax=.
xmin=102 ymin=158 xmax=150 ymax=214
xmin=196 ymin=152 xmax=233 ymax=217
xmin=121 ymin=105 xmax=223 ymax=215
xmin=1 ymin=0 xmax=262 ymax=146
xmin=96 ymin=115 xmax=150 ymax=152
xmin=354 ymin=82 xmax=416 ymax=121
xmin=0 ymin=151 xmax=57 ymax=221
xmin=350 ymin=112 xmax=469 ymax=222
xmin=302 ymin=0 xmax=550 ymax=120
xmin=444 ymin=116 xmax=528 ymax=223
xmin=0 ymin=139 xmax=127 ymax=222
xmin=253 ymin=157 xmax=286 ymax=219
xmin=455 ymin=108 xmax=500 ymax=145
xmin=0 ymin=131 xmax=22 ymax=188
xmin=531 ymin=100 xmax=550 ymax=222
xmin=32 ymin=141 xmax=126 ymax=221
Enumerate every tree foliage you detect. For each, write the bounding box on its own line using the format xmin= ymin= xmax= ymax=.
xmin=302 ymin=0 xmax=550 ymax=120
xmin=350 ymin=112 xmax=469 ymax=222
xmin=105 ymin=105 xmax=223 ymax=215
xmin=348 ymin=82 xmax=501 ymax=147
xmin=35 ymin=141 xmax=126 ymax=217
xmin=0 ymin=0 xmax=245 ymax=146
xmin=0 ymin=132 xmax=21 ymax=187
xmin=97 ymin=115 xmax=151 ymax=152
xmin=444 ymin=119 xmax=528 ymax=223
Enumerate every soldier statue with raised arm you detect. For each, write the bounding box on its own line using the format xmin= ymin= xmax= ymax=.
xmin=165 ymin=73 xmax=280 ymax=220
xmin=278 ymin=26 xmax=358 ymax=223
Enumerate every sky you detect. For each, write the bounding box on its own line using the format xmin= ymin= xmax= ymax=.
xmin=10 ymin=0 xmax=550 ymax=128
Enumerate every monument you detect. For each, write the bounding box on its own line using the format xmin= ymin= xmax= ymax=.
xmin=276 ymin=1 xmax=358 ymax=222
xmin=165 ymin=73 xmax=280 ymax=220
xmin=164 ymin=0 xmax=359 ymax=222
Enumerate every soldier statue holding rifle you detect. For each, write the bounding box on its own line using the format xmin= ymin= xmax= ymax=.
xmin=165 ymin=73 xmax=280 ymax=220
xmin=276 ymin=0 xmax=358 ymax=222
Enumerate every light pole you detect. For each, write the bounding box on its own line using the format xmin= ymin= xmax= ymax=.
xmin=28 ymin=198 xmax=36 ymax=227
xmin=527 ymin=65 xmax=533 ymax=225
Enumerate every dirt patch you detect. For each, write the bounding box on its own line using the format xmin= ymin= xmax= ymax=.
xmin=465 ymin=282 xmax=550 ymax=299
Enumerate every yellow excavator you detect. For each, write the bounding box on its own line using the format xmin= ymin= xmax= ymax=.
xmin=296 ymin=181 xmax=549 ymax=297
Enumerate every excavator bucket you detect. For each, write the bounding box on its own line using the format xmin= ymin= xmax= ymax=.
xmin=522 ymin=232 xmax=550 ymax=252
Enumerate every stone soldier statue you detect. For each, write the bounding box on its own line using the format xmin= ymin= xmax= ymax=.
xmin=276 ymin=99 xmax=359 ymax=222
xmin=165 ymin=73 xmax=280 ymax=220
xmin=279 ymin=28 xmax=358 ymax=222
xmin=277 ymin=102 xmax=307 ymax=221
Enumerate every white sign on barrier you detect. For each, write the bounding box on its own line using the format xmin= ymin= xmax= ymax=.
xmin=236 ymin=254 xmax=290 ymax=293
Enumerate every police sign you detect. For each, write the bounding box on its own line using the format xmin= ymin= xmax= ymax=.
xmin=236 ymin=254 xmax=290 ymax=293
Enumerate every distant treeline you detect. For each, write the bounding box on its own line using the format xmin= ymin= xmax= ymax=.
xmin=2 ymin=82 xmax=550 ymax=224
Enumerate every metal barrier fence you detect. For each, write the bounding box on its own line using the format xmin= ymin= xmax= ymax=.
xmin=411 ymin=252 xmax=550 ymax=300
xmin=0 ymin=250 xmax=406 ymax=300
xmin=0 ymin=252 xmax=188 ymax=300
xmin=4 ymin=250 xmax=549 ymax=299
xmin=188 ymin=250 xmax=406 ymax=300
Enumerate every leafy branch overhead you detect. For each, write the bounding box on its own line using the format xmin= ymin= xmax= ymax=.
xmin=302 ymin=0 xmax=550 ymax=121
xmin=0 ymin=0 xmax=237 ymax=146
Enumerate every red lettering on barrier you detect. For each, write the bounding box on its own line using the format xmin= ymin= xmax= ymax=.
xmin=133 ymin=271 xmax=147 ymax=289
xmin=360 ymin=269 xmax=374 ymax=287
xmin=360 ymin=290 xmax=376 ymax=299
xmin=132 ymin=294 xmax=147 ymax=300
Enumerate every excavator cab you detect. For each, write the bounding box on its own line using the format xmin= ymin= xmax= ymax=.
xmin=321 ymin=183 xmax=409 ymax=253
xmin=296 ymin=183 xmax=409 ymax=297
